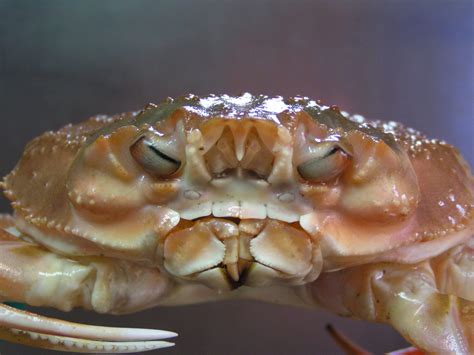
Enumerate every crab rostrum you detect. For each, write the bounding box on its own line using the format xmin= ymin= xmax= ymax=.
xmin=0 ymin=94 xmax=472 ymax=353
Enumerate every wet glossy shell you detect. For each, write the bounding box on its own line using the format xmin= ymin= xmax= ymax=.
xmin=1 ymin=94 xmax=473 ymax=267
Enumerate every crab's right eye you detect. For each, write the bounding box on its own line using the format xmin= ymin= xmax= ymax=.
xmin=130 ymin=135 xmax=181 ymax=178
xmin=297 ymin=143 xmax=349 ymax=182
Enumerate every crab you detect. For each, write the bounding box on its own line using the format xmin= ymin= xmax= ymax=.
xmin=0 ymin=93 xmax=472 ymax=354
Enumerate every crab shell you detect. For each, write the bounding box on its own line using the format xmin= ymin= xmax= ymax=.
xmin=0 ymin=93 xmax=473 ymax=353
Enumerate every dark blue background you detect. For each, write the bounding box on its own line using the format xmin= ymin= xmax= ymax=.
xmin=0 ymin=1 xmax=472 ymax=354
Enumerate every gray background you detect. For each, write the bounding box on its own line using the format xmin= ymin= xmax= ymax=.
xmin=0 ymin=1 xmax=473 ymax=354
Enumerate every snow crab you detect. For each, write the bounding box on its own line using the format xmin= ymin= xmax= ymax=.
xmin=0 ymin=93 xmax=472 ymax=353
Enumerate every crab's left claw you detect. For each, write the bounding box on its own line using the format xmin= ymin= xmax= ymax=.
xmin=0 ymin=304 xmax=176 ymax=353
xmin=0 ymin=215 xmax=177 ymax=353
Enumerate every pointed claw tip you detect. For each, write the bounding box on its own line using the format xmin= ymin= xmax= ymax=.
xmin=140 ymin=329 xmax=178 ymax=340
xmin=164 ymin=342 xmax=175 ymax=348
xmin=153 ymin=341 xmax=175 ymax=350
xmin=167 ymin=331 xmax=178 ymax=338
xmin=157 ymin=330 xmax=178 ymax=339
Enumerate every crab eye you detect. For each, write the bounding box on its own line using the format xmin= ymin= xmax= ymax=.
xmin=297 ymin=143 xmax=349 ymax=182
xmin=130 ymin=135 xmax=181 ymax=177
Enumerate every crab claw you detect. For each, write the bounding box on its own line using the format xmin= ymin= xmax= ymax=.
xmin=0 ymin=217 xmax=177 ymax=353
xmin=0 ymin=304 xmax=176 ymax=353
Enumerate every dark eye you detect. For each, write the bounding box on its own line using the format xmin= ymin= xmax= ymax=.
xmin=297 ymin=143 xmax=349 ymax=182
xmin=130 ymin=135 xmax=181 ymax=177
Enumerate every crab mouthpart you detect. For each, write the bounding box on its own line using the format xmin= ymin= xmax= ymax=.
xmin=163 ymin=218 xmax=322 ymax=290
xmin=167 ymin=119 xmax=315 ymax=222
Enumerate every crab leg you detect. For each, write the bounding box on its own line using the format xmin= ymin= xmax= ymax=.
xmin=0 ymin=216 xmax=177 ymax=353
xmin=305 ymin=238 xmax=474 ymax=354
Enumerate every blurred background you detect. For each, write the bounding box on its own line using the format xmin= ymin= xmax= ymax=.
xmin=0 ymin=1 xmax=472 ymax=354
